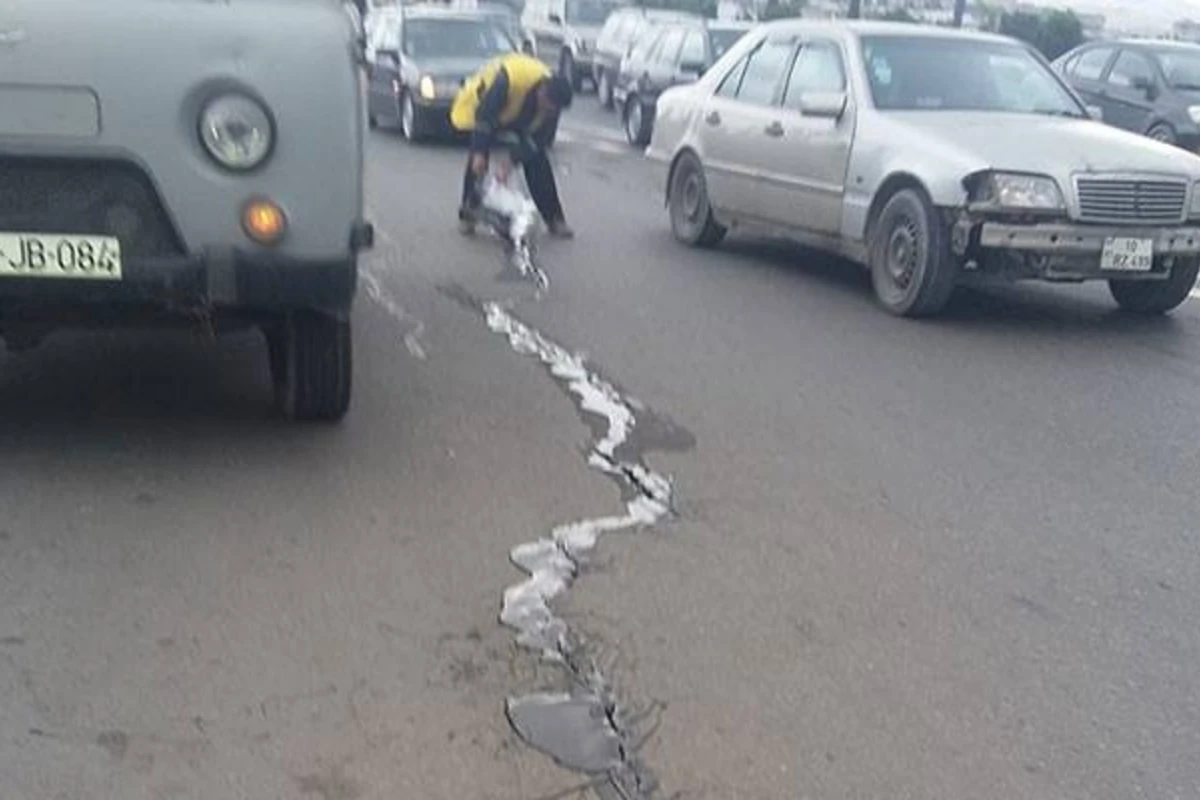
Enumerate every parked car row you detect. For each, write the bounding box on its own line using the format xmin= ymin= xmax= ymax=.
xmin=647 ymin=20 xmax=1200 ymax=317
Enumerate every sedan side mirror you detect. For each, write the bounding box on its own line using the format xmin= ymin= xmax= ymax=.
xmin=376 ymin=48 xmax=400 ymax=63
xmin=799 ymin=91 xmax=847 ymax=119
xmin=1086 ymin=104 xmax=1104 ymax=120
xmin=678 ymin=60 xmax=707 ymax=79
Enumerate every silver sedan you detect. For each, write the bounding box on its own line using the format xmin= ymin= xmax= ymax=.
xmin=646 ymin=20 xmax=1200 ymax=317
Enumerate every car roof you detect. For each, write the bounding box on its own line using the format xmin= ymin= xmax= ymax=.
xmin=1110 ymin=39 xmax=1200 ymax=52
xmin=761 ymin=18 xmax=1016 ymax=46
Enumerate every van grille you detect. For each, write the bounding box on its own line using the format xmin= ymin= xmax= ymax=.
xmin=0 ymin=158 xmax=184 ymax=257
xmin=1074 ymin=177 xmax=1187 ymax=225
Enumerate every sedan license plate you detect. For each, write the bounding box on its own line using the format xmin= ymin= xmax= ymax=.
xmin=0 ymin=232 xmax=121 ymax=280
xmin=1100 ymin=237 xmax=1154 ymax=272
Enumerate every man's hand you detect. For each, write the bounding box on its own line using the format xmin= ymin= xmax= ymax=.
xmin=470 ymin=152 xmax=488 ymax=176
xmin=494 ymin=154 xmax=513 ymax=183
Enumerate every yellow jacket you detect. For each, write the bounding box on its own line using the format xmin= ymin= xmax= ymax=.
xmin=450 ymin=53 xmax=551 ymax=133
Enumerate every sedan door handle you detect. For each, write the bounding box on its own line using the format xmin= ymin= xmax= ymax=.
xmin=764 ymin=121 xmax=784 ymax=137
xmin=704 ymin=110 xmax=721 ymax=126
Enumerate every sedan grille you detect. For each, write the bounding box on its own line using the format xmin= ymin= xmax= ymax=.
xmin=0 ymin=157 xmax=185 ymax=258
xmin=1074 ymin=177 xmax=1188 ymax=225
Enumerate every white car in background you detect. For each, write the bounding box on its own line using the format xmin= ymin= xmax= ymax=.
xmin=647 ymin=20 xmax=1200 ymax=317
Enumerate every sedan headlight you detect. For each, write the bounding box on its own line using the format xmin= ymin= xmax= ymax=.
xmin=199 ymin=93 xmax=274 ymax=172
xmin=972 ymin=172 xmax=1065 ymax=210
xmin=419 ymin=75 xmax=436 ymax=100
xmin=1189 ymin=106 xmax=1200 ymax=125
xmin=1189 ymin=182 xmax=1200 ymax=218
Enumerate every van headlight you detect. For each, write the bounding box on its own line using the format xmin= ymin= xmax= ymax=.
xmin=971 ymin=172 xmax=1064 ymax=210
xmin=198 ymin=94 xmax=274 ymax=172
xmin=1189 ymin=182 xmax=1200 ymax=218
xmin=419 ymin=75 xmax=437 ymax=100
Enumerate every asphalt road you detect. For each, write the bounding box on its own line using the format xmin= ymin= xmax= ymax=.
xmin=3 ymin=98 xmax=1200 ymax=800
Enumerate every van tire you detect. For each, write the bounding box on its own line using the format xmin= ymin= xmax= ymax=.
xmin=269 ymin=311 xmax=352 ymax=423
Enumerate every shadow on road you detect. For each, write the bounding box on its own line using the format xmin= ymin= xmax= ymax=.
xmin=716 ymin=235 xmax=1193 ymax=339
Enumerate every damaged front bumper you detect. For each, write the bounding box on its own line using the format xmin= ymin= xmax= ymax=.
xmin=953 ymin=215 xmax=1200 ymax=282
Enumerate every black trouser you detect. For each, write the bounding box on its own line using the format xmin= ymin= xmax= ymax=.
xmin=460 ymin=146 xmax=564 ymax=225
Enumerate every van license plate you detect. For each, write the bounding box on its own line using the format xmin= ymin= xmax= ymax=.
xmin=1100 ymin=237 xmax=1153 ymax=272
xmin=0 ymin=233 xmax=122 ymax=280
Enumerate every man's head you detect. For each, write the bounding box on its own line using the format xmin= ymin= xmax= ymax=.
xmin=538 ymin=75 xmax=574 ymax=112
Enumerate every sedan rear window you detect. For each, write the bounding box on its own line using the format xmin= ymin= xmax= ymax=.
xmin=861 ymin=35 xmax=1084 ymax=117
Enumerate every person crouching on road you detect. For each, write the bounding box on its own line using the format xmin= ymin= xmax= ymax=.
xmin=450 ymin=52 xmax=575 ymax=239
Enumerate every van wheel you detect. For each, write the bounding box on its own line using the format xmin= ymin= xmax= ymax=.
xmin=668 ymin=151 xmax=725 ymax=248
xmin=268 ymin=311 xmax=352 ymax=422
xmin=868 ymin=188 xmax=957 ymax=317
xmin=1109 ymin=257 xmax=1200 ymax=314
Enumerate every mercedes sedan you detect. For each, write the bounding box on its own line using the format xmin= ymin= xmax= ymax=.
xmin=647 ymin=20 xmax=1200 ymax=317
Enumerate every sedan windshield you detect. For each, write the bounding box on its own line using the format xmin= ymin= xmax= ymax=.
xmin=861 ymin=35 xmax=1085 ymax=117
xmin=1153 ymin=48 xmax=1200 ymax=90
xmin=403 ymin=19 xmax=514 ymax=60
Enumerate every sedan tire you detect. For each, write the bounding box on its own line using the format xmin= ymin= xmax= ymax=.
xmin=668 ymin=151 xmax=726 ymax=248
xmin=1147 ymin=122 xmax=1178 ymax=146
xmin=868 ymin=188 xmax=957 ymax=317
xmin=400 ymin=92 xmax=425 ymax=143
xmin=598 ymin=70 xmax=614 ymax=109
xmin=268 ymin=310 xmax=353 ymax=423
xmin=624 ymin=95 xmax=652 ymax=146
xmin=1109 ymin=257 xmax=1200 ymax=314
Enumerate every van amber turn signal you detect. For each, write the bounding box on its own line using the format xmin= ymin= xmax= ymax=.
xmin=241 ymin=198 xmax=287 ymax=244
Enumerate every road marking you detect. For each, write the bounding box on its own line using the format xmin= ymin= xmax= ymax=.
xmin=360 ymin=208 xmax=429 ymax=360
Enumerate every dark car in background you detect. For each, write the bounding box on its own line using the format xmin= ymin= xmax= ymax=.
xmin=1054 ymin=40 xmax=1200 ymax=149
xmin=592 ymin=7 xmax=701 ymax=108
xmin=615 ymin=19 xmax=753 ymax=145
xmin=366 ymin=5 xmax=518 ymax=141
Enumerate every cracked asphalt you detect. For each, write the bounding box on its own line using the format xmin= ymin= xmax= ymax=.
xmin=3 ymin=99 xmax=1200 ymax=799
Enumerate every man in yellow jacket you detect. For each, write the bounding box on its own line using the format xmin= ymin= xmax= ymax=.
xmin=451 ymin=52 xmax=575 ymax=238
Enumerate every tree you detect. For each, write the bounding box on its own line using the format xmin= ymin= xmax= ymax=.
xmin=999 ymin=9 xmax=1084 ymax=60
xmin=848 ymin=0 xmax=861 ymax=19
xmin=953 ymin=0 xmax=965 ymax=27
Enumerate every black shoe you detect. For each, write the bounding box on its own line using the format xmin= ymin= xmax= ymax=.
xmin=547 ymin=218 xmax=575 ymax=239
